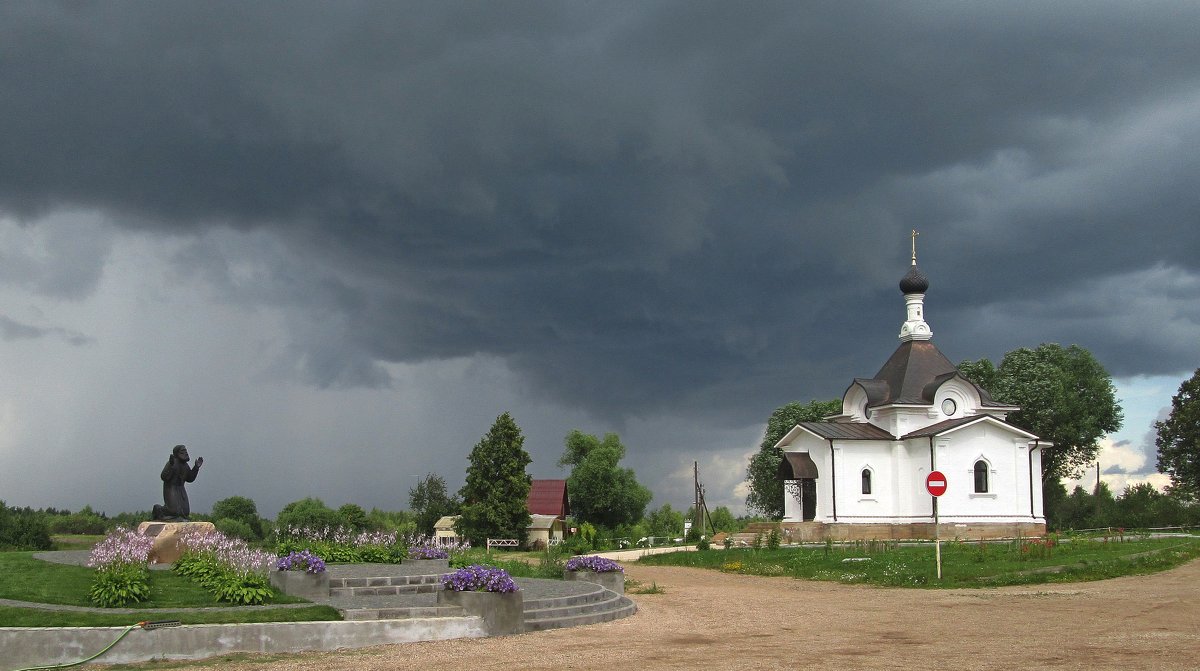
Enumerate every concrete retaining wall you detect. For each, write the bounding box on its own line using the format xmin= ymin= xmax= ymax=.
xmin=0 ymin=617 xmax=487 ymax=671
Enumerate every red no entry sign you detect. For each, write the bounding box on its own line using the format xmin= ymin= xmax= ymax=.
xmin=926 ymin=470 xmax=948 ymax=497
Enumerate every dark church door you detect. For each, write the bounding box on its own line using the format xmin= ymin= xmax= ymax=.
xmin=800 ymin=478 xmax=817 ymax=521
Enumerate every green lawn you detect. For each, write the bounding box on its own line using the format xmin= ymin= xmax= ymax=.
xmin=0 ymin=552 xmax=332 ymax=627
xmin=638 ymin=535 xmax=1200 ymax=588
xmin=0 ymin=605 xmax=341 ymax=627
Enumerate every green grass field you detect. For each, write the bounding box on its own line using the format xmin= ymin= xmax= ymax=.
xmin=639 ymin=535 xmax=1200 ymax=587
xmin=0 ymin=552 xmax=338 ymax=627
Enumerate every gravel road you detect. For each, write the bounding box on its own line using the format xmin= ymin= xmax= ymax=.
xmin=89 ymin=559 xmax=1200 ymax=671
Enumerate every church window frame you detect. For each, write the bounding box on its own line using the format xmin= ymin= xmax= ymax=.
xmin=973 ymin=459 xmax=990 ymax=494
xmin=861 ymin=468 xmax=873 ymax=495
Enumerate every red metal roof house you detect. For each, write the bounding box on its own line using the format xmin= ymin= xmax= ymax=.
xmin=527 ymin=479 xmax=570 ymax=519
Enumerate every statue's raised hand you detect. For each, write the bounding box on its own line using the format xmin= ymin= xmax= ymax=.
xmin=195 ymin=456 xmax=204 ymax=467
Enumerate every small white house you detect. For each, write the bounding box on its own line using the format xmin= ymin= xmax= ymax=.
xmin=433 ymin=515 xmax=462 ymax=545
xmin=776 ymin=249 xmax=1049 ymax=540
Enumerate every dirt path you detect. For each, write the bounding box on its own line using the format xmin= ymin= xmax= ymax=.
xmin=98 ymin=560 xmax=1200 ymax=671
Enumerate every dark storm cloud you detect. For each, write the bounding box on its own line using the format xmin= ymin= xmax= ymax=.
xmin=2 ymin=1 xmax=1198 ymax=424
xmin=0 ymin=315 xmax=90 ymax=346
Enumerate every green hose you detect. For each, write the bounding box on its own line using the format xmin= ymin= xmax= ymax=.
xmin=13 ymin=620 xmax=182 ymax=671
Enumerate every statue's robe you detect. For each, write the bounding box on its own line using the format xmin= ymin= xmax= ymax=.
xmin=159 ymin=458 xmax=202 ymax=520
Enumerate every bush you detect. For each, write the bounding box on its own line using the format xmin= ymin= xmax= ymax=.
xmin=337 ymin=504 xmax=369 ymax=532
xmin=559 ymin=534 xmax=592 ymax=556
xmin=697 ymin=536 xmax=711 ymax=551
xmin=214 ymin=517 xmax=257 ymax=542
xmin=767 ymin=528 xmax=781 ymax=550
xmin=89 ymin=564 xmax=150 ymax=608
xmin=211 ymin=496 xmax=263 ymax=539
xmin=0 ymin=501 xmax=53 ymax=551
xmin=45 ymin=506 xmax=108 ymax=535
xmin=275 ymin=498 xmax=342 ymax=533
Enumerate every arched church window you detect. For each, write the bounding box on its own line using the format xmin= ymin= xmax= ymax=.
xmin=861 ymin=469 xmax=872 ymax=495
xmin=974 ymin=460 xmax=989 ymax=493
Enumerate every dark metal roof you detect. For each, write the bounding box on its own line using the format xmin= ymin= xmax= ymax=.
xmin=794 ymin=421 xmax=895 ymax=440
xmin=526 ymin=479 xmax=569 ymax=518
xmin=779 ymin=452 xmax=820 ymax=479
xmin=901 ymin=415 xmax=989 ymax=438
xmin=851 ymin=340 xmax=1012 ymax=409
xmin=867 ymin=340 xmax=958 ymax=405
xmin=901 ymin=414 xmax=1037 ymax=440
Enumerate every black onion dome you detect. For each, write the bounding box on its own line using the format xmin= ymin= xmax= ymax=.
xmin=899 ymin=264 xmax=929 ymax=294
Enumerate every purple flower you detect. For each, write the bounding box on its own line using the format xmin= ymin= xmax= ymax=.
xmin=276 ymin=550 xmax=327 ymax=574
xmin=565 ymin=555 xmax=624 ymax=573
xmin=87 ymin=528 xmax=155 ymax=570
xmin=440 ymin=565 xmax=519 ymax=593
xmin=408 ymin=544 xmax=449 ymax=560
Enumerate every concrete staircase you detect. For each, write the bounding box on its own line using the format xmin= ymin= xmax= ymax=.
xmin=523 ymin=582 xmax=636 ymax=632
xmin=317 ymin=565 xmax=635 ymax=630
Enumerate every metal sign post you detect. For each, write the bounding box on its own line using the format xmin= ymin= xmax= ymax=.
xmin=926 ymin=470 xmax=947 ymax=580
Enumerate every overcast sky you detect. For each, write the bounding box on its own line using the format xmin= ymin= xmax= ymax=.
xmin=1 ymin=2 xmax=1197 ymax=519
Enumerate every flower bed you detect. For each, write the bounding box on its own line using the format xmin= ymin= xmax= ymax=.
xmin=174 ymin=528 xmax=277 ymax=605
xmin=441 ymin=565 xmax=519 ymax=593
xmin=86 ymin=527 xmax=155 ymax=607
xmin=438 ymin=565 xmax=523 ymax=635
xmin=408 ymin=544 xmax=449 ymax=560
xmin=565 ymin=555 xmax=623 ymax=573
xmin=276 ymin=526 xmax=405 ymax=564
xmin=564 ymin=555 xmax=625 ymax=594
xmin=277 ymin=550 xmax=327 ymax=574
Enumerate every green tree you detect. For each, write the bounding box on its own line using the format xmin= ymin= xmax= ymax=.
xmin=958 ymin=343 xmax=1123 ymax=480
xmin=409 ymin=473 xmax=461 ymax=537
xmin=708 ymin=505 xmax=738 ymax=533
xmin=644 ymin=503 xmax=684 ymax=539
xmin=745 ymin=399 xmax=841 ymax=518
xmin=211 ymin=496 xmax=262 ymax=539
xmin=275 ymin=497 xmax=341 ymax=533
xmin=337 ymin=503 xmax=369 ymax=532
xmin=366 ymin=508 xmax=417 ymax=535
xmin=558 ymin=430 xmax=652 ymax=529
xmin=1156 ymin=369 xmax=1200 ymax=501
xmin=456 ymin=412 xmax=532 ymax=546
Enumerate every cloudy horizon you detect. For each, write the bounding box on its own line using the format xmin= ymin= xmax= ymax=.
xmin=1 ymin=2 xmax=1197 ymax=518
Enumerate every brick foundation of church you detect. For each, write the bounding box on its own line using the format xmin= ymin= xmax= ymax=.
xmin=751 ymin=520 xmax=1047 ymax=542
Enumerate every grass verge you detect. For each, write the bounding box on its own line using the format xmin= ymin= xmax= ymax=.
xmin=0 ymin=605 xmax=341 ymax=627
xmin=638 ymin=536 xmax=1200 ymax=588
xmin=0 ymin=552 xmax=307 ymax=610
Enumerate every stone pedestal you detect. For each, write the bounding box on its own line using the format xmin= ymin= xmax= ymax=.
xmin=564 ymin=569 xmax=625 ymax=594
xmin=403 ymin=558 xmax=450 ymax=572
xmin=437 ymin=589 xmax=524 ymax=635
xmin=135 ymin=521 xmax=216 ymax=565
xmin=270 ymin=570 xmax=330 ymax=599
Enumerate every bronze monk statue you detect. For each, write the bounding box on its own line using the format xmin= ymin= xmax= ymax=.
xmin=152 ymin=445 xmax=203 ymax=521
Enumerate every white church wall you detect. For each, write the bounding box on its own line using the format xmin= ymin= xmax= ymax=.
xmin=829 ymin=440 xmax=893 ymax=522
xmin=932 ymin=423 xmax=1042 ymax=523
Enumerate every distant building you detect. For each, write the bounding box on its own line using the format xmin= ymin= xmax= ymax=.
xmin=432 ymin=479 xmax=571 ymax=547
xmin=776 ymin=242 xmax=1048 ymax=540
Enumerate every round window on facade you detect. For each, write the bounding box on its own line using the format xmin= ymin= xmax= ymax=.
xmin=941 ymin=398 xmax=957 ymax=416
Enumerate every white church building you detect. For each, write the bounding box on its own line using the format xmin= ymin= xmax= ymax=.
xmin=776 ymin=247 xmax=1049 ymax=540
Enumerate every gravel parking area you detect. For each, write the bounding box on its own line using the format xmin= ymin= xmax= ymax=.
xmin=86 ymin=557 xmax=1200 ymax=671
